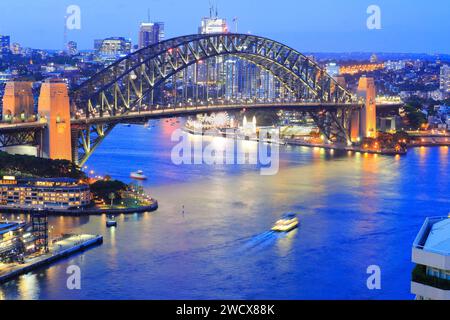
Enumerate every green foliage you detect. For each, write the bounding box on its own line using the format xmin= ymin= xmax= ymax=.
xmin=403 ymin=104 xmax=427 ymax=129
xmin=90 ymin=180 xmax=127 ymax=203
xmin=0 ymin=151 xmax=85 ymax=179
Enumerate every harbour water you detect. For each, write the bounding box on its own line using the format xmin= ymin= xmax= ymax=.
xmin=1 ymin=119 xmax=449 ymax=300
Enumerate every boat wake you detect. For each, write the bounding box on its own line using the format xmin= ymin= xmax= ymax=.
xmin=239 ymin=231 xmax=281 ymax=252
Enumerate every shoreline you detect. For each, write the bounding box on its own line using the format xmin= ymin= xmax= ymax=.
xmin=283 ymin=139 xmax=406 ymax=156
xmin=0 ymin=201 xmax=158 ymax=216
xmin=183 ymin=126 xmax=406 ymax=156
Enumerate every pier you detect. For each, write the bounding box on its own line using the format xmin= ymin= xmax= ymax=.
xmin=0 ymin=234 xmax=103 ymax=284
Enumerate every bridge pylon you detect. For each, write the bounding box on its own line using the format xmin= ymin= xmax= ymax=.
xmin=351 ymin=76 xmax=377 ymax=141
xmin=38 ymin=80 xmax=73 ymax=161
xmin=2 ymin=81 xmax=34 ymax=122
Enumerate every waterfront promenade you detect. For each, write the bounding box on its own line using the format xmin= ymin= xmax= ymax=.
xmin=0 ymin=234 xmax=103 ymax=284
xmin=283 ymin=139 xmax=406 ymax=155
xmin=0 ymin=200 xmax=158 ymax=216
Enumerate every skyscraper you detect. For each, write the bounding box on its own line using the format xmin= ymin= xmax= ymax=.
xmin=11 ymin=43 xmax=21 ymax=55
xmin=0 ymin=35 xmax=11 ymax=54
xmin=139 ymin=22 xmax=164 ymax=49
xmin=197 ymin=7 xmax=229 ymax=89
xmin=440 ymin=64 xmax=450 ymax=94
xmin=326 ymin=62 xmax=340 ymax=77
xmin=199 ymin=17 xmax=228 ymax=34
xmin=97 ymin=37 xmax=132 ymax=56
xmin=67 ymin=41 xmax=78 ymax=56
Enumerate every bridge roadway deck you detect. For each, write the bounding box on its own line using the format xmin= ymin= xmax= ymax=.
xmin=0 ymin=102 xmax=403 ymax=131
xmin=0 ymin=122 xmax=46 ymax=132
xmin=70 ymin=102 xmax=364 ymax=126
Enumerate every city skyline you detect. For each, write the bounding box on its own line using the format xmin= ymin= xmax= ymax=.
xmin=0 ymin=0 xmax=449 ymax=53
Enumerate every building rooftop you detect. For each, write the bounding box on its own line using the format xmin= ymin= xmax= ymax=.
xmin=0 ymin=221 xmax=23 ymax=236
xmin=424 ymin=218 xmax=450 ymax=254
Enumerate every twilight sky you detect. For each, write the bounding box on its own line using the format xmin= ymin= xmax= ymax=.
xmin=0 ymin=0 xmax=449 ymax=53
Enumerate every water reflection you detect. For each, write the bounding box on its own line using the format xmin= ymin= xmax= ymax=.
xmin=18 ymin=274 xmax=40 ymax=300
xmin=276 ymin=229 xmax=298 ymax=257
xmin=0 ymin=122 xmax=448 ymax=300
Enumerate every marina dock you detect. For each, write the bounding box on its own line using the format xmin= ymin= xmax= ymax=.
xmin=0 ymin=234 xmax=103 ymax=284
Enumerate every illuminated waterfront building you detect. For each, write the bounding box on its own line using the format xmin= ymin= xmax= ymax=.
xmin=411 ymin=217 xmax=450 ymax=300
xmin=0 ymin=176 xmax=91 ymax=210
xmin=0 ymin=221 xmax=35 ymax=261
xmin=139 ymin=22 xmax=165 ymax=49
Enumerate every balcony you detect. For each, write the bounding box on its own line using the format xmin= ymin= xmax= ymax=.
xmin=412 ymin=265 xmax=450 ymax=290
xmin=411 ymin=265 xmax=450 ymax=300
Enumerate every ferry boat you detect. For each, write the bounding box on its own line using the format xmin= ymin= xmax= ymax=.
xmin=130 ymin=170 xmax=147 ymax=180
xmin=271 ymin=213 xmax=299 ymax=232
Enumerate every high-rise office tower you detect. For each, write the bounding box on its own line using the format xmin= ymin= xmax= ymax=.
xmin=11 ymin=42 xmax=21 ymax=55
xmin=139 ymin=22 xmax=164 ymax=49
xmin=0 ymin=35 xmax=11 ymax=54
xmin=67 ymin=41 xmax=78 ymax=55
xmin=97 ymin=37 xmax=132 ymax=56
xmin=199 ymin=17 xmax=228 ymax=35
xmin=440 ymin=64 xmax=450 ymax=94
xmin=326 ymin=62 xmax=340 ymax=77
xmin=197 ymin=6 xmax=228 ymax=92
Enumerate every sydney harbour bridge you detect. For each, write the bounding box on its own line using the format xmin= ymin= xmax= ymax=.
xmin=0 ymin=33 xmax=399 ymax=166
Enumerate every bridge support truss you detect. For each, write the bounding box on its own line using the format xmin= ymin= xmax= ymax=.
xmin=71 ymin=34 xmax=354 ymax=120
xmin=72 ymin=123 xmax=116 ymax=166
xmin=0 ymin=127 xmax=44 ymax=156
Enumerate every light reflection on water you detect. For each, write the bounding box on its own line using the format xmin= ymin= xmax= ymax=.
xmin=0 ymin=121 xmax=449 ymax=300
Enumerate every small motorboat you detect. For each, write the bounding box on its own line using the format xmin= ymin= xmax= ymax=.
xmin=130 ymin=170 xmax=147 ymax=180
xmin=271 ymin=213 xmax=299 ymax=232
xmin=106 ymin=217 xmax=117 ymax=228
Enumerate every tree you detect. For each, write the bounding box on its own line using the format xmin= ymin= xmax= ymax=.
xmin=403 ymin=104 xmax=427 ymax=130
xmin=108 ymin=192 xmax=116 ymax=207
xmin=90 ymin=180 xmax=127 ymax=203
xmin=0 ymin=151 xmax=86 ymax=179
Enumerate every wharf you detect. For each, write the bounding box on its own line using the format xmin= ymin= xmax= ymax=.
xmin=0 ymin=234 xmax=103 ymax=284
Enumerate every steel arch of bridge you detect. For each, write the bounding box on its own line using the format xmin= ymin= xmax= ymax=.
xmin=70 ymin=34 xmax=358 ymax=165
xmin=71 ymin=33 xmax=354 ymax=118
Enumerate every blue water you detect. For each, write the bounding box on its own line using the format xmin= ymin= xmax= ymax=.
xmin=1 ymin=119 xmax=449 ymax=300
